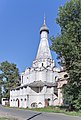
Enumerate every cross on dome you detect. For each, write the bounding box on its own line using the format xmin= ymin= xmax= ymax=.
xmin=40 ymin=16 xmax=49 ymax=34
xmin=44 ymin=15 xmax=46 ymax=25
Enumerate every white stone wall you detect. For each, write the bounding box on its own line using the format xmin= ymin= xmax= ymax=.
xmin=10 ymin=85 xmax=57 ymax=108
xmin=10 ymin=66 xmax=60 ymax=108
xmin=21 ymin=68 xmax=59 ymax=86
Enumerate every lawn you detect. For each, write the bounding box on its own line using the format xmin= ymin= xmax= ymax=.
xmin=0 ymin=118 xmax=17 ymax=120
xmin=29 ymin=106 xmax=81 ymax=117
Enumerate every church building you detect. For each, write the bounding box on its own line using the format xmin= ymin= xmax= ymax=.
xmin=10 ymin=18 xmax=68 ymax=108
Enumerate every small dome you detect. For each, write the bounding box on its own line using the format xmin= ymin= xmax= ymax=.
xmin=40 ymin=17 xmax=49 ymax=34
xmin=40 ymin=24 xmax=49 ymax=34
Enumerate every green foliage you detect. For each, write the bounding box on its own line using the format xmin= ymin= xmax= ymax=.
xmin=0 ymin=61 xmax=20 ymax=98
xmin=51 ymin=0 xmax=81 ymax=110
xmin=74 ymin=91 xmax=81 ymax=110
xmin=0 ymin=86 xmax=2 ymax=103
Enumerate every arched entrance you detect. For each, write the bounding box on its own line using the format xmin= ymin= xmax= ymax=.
xmin=16 ymin=98 xmax=20 ymax=107
xmin=45 ymin=99 xmax=49 ymax=107
xmin=18 ymin=99 xmax=19 ymax=107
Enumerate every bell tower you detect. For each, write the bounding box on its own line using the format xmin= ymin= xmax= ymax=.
xmin=33 ymin=17 xmax=55 ymax=68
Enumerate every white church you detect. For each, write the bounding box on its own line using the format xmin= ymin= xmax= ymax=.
xmin=10 ymin=18 xmax=68 ymax=108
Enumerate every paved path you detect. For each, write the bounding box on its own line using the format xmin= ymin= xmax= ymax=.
xmin=0 ymin=105 xmax=81 ymax=120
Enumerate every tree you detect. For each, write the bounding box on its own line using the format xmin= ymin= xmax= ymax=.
xmin=51 ymin=0 xmax=81 ymax=110
xmin=0 ymin=85 xmax=2 ymax=103
xmin=0 ymin=73 xmax=4 ymax=103
xmin=0 ymin=61 xmax=20 ymax=99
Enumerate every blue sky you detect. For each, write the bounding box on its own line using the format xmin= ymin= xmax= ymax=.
xmin=0 ymin=0 xmax=68 ymax=72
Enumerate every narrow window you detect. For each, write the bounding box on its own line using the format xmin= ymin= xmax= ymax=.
xmin=24 ymin=98 xmax=26 ymax=101
xmin=22 ymin=76 xmax=23 ymax=84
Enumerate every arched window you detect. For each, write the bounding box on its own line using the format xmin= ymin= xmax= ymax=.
xmin=48 ymin=98 xmax=50 ymax=101
xmin=64 ymin=74 xmax=68 ymax=78
xmin=55 ymin=76 xmax=58 ymax=81
xmin=21 ymin=99 xmax=23 ymax=101
xmin=24 ymin=98 xmax=26 ymax=101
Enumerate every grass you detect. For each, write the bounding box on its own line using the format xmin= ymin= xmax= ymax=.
xmin=30 ymin=106 xmax=65 ymax=113
xmin=29 ymin=106 xmax=81 ymax=117
xmin=65 ymin=110 xmax=81 ymax=117
xmin=0 ymin=118 xmax=17 ymax=120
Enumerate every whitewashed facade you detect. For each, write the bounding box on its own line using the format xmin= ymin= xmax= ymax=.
xmin=10 ymin=18 xmax=67 ymax=108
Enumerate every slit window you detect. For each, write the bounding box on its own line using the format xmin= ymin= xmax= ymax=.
xmin=22 ymin=76 xmax=23 ymax=84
